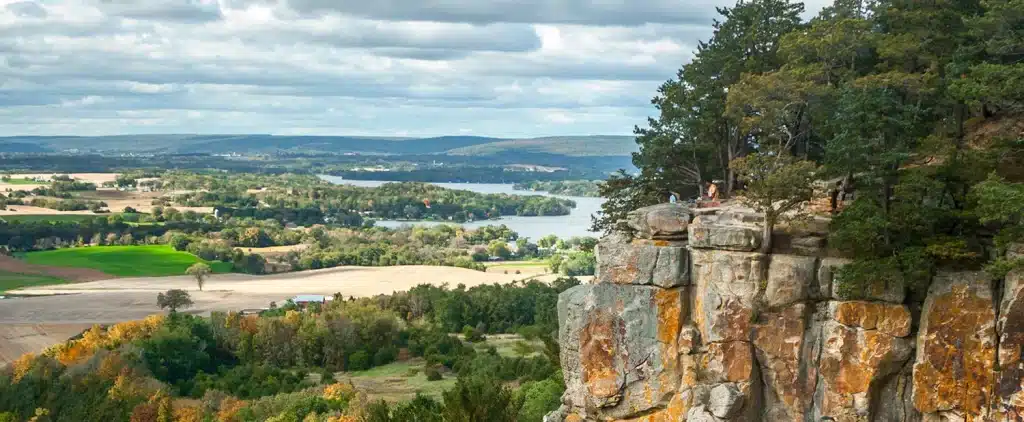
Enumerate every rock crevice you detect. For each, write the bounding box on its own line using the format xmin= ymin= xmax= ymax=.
xmin=550 ymin=204 xmax=1022 ymax=422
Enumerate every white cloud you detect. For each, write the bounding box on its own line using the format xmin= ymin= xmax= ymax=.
xmin=0 ymin=0 xmax=832 ymax=136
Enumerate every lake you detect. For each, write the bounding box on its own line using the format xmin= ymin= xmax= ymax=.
xmin=318 ymin=175 xmax=604 ymax=240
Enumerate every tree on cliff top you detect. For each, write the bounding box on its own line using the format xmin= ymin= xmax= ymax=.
xmin=730 ymin=152 xmax=818 ymax=253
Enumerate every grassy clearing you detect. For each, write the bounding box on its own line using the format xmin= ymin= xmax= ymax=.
xmin=23 ymin=245 xmax=233 ymax=277
xmin=472 ymin=334 xmax=545 ymax=358
xmin=337 ymin=359 xmax=456 ymax=402
xmin=0 ymin=214 xmax=99 ymax=224
xmin=0 ymin=271 xmax=69 ymax=293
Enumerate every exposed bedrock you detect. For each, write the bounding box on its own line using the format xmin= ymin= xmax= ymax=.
xmin=549 ymin=204 xmax=1020 ymax=422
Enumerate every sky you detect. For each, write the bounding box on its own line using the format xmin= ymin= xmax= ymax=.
xmin=0 ymin=0 xmax=828 ymax=137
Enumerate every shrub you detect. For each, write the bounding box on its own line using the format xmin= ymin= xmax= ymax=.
xmin=425 ymin=367 xmax=443 ymax=381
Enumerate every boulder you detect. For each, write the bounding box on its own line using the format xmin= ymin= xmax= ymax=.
xmin=708 ymin=384 xmax=744 ymax=418
xmin=764 ymin=255 xmax=818 ymax=308
xmin=595 ymin=234 xmax=689 ymax=288
xmin=912 ymin=271 xmax=997 ymax=420
xmin=626 ymin=203 xmax=692 ymax=240
xmin=557 ymin=283 xmax=688 ymax=420
xmin=688 ymin=221 xmax=762 ymax=252
xmin=997 ymin=268 xmax=1024 ymax=416
xmin=817 ymin=301 xmax=915 ymax=421
xmin=691 ymin=250 xmax=767 ymax=343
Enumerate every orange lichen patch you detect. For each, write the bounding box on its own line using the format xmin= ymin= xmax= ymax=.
xmin=565 ymin=413 xmax=585 ymax=422
xmin=703 ymin=341 xmax=754 ymax=383
xmin=615 ymin=392 xmax=690 ymax=422
xmin=581 ymin=311 xmax=624 ymax=401
xmin=754 ymin=305 xmax=810 ymax=420
xmin=832 ymin=301 xmax=912 ymax=338
xmin=998 ymin=271 xmax=1024 ymax=415
xmin=710 ymin=299 xmax=753 ymax=342
xmin=818 ymin=316 xmax=913 ymax=420
xmin=913 ymin=284 xmax=997 ymax=416
xmin=655 ymin=289 xmax=685 ymax=345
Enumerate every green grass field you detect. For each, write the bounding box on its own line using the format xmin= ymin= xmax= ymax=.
xmin=0 ymin=178 xmax=43 ymax=185
xmin=0 ymin=214 xmax=99 ymax=223
xmin=0 ymin=271 xmax=69 ymax=293
xmin=23 ymin=245 xmax=233 ymax=277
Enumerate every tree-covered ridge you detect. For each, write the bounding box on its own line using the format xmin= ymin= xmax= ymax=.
xmin=601 ymin=0 xmax=1024 ymax=295
xmin=0 ymin=279 xmax=577 ymax=422
xmin=513 ymin=180 xmax=602 ymax=197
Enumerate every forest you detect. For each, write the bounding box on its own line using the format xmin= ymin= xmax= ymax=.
xmin=597 ymin=0 xmax=1024 ymax=295
xmin=0 ymin=279 xmax=578 ymax=421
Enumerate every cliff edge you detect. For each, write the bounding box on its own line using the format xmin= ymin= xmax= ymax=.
xmin=547 ymin=203 xmax=1023 ymax=422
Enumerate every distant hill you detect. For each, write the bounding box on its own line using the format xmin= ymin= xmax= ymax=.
xmin=0 ymin=134 xmax=636 ymax=157
xmin=445 ymin=136 xmax=637 ymax=157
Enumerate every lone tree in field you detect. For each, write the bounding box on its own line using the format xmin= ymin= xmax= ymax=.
xmin=157 ymin=289 xmax=193 ymax=313
xmin=730 ymin=152 xmax=817 ymax=253
xmin=186 ymin=262 xmax=212 ymax=291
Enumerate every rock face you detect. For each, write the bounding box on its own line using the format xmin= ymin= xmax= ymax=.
xmin=550 ymin=204 xmax=1021 ymax=422
xmin=913 ymin=271 xmax=998 ymax=421
xmin=558 ymin=283 xmax=687 ymax=420
xmin=596 ymin=232 xmax=689 ymax=288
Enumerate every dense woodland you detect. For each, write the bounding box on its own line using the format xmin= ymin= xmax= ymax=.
xmin=598 ymin=0 xmax=1024 ymax=296
xmin=0 ymin=279 xmax=577 ymax=421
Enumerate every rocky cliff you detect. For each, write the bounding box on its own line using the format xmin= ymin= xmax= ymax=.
xmin=547 ymin=203 xmax=1024 ymax=422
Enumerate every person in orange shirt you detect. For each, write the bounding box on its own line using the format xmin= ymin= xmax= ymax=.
xmin=707 ymin=181 xmax=720 ymax=202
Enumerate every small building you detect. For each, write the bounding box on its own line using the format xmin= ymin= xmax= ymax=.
xmin=292 ymin=294 xmax=330 ymax=308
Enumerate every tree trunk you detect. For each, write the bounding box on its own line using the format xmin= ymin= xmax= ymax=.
xmin=761 ymin=214 xmax=774 ymax=254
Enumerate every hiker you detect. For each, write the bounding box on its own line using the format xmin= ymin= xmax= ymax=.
xmin=707 ymin=180 xmax=720 ymax=202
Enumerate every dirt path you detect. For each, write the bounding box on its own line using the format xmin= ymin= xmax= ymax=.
xmin=0 ymin=255 xmax=113 ymax=282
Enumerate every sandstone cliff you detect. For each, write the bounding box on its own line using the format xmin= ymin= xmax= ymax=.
xmin=547 ymin=203 xmax=1024 ymax=422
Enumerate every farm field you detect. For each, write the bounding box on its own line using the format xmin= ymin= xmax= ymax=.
xmin=483 ymin=261 xmax=550 ymax=276
xmin=23 ymin=245 xmax=233 ymax=277
xmin=0 ymin=323 xmax=93 ymax=366
xmin=0 ymin=271 xmax=68 ymax=293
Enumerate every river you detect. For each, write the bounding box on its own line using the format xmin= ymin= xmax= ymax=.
xmin=318 ymin=176 xmax=604 ymax=240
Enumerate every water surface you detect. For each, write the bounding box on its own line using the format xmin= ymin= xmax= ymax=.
xmin=318 ymin=176 xmax=604 ymax=240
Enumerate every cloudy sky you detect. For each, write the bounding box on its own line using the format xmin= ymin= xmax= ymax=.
xmin=0 ymin=0 xmax=827 ymax=137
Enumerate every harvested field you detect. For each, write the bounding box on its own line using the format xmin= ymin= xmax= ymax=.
xmin=7 ymin=173 xmax=120 ymax=184
xmin=484 ymin=261 xmax=550 ymax=276
xmin=0 ymin=255 xmax=112 ymax=283
xmin=0 ymin=265 xmax=577 ymax=364
xmin=0 ymin=205 xmax=97 ymax=216
xmin=0 ymin=323 xmax=93 ymax=365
